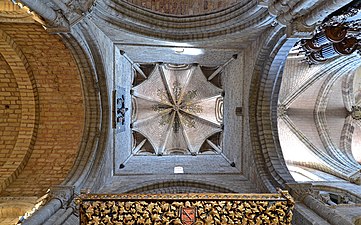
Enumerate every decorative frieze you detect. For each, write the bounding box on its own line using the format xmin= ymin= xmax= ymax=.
xmin=76 ymin=192 xmax=295 ymax=225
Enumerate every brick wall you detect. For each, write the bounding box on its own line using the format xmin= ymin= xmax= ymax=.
xmin=0 ymin=27 xmax=37 ymax=195
xmin=0 ymin=0 xmax=18 ymax=11
xmin=126 ymin=0 xmax=237 ymax=15
xmin=0 ymin=23 xmax=84 ymax=197
xmin=0 ymin=53 xmax=21 ymax=167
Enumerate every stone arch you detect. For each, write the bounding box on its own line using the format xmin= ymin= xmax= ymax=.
xmin=124 ymin=180 xmax=237 ymax=194
xmin=314 ymin=184 xmax=361 ymax=203
xmin=249 ymin=25 xmax=297 ymax=192
xmin=124 ymin=0 xmax=239 ymax=16
xmin=0 ymin=28 xmax=38 ymax=193
xmin=0 ymin=23 xmax=85 ymax=196
xmin=58 ymin=21 xmax=110 ymax=192
xmin=92 ymin=0 xmax=273 ymax=41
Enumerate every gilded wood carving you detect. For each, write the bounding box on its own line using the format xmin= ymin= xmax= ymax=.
xmin=76 ymin=192 xmax=294 ymax=225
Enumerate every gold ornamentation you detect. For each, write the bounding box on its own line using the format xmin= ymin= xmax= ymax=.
xmin=152 ymin=84 xmax=202 ymax=129
xmin=179 ymin=114 xmax=196 ymax=128
xmin=182 ymin=104 xmax=203 ymax=114
xmin=77 ymin=193 xmax=294 ymax=225
xmin=156 ymin=89 xmax=169 ymax=105
xmin=159 ymin=114 xmax=173 ymax=127
xmin=173 ymin=81 xmax=182 ymax=101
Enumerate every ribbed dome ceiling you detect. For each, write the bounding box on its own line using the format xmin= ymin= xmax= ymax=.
xmin=132 ymin=64 xmax=223 ymax=155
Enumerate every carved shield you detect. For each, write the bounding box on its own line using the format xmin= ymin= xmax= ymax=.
xmin=180 ymin=207 xmax=196 ymax=225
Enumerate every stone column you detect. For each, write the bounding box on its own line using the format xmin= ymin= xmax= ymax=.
xmin=19 ymin=0 xmax=57 ymax=22
xmin=22 ymin=198 xmax=62 ymax=225
xmin=53 ymin=207 xmax=74 ymax=225
xmin=303 ymin=195 xmax=353 ymax=225
xmin=22 ymin=185 xmax=74 ymax=225
xmin=287 ymin=183 xmax=354 ymax=225
xmin=42 ymin=208 xmax=66 ymax=225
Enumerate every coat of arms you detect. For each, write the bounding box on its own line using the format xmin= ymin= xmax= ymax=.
xmin=180 ymin=207 xmax=197 ymax=225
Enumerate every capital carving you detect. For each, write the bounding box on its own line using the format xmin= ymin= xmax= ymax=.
xmin=285 ymin=19 xmax=315 ymax=38
xmin=319 ymin=192 xmax=337 ymax=206
xmin=286 ymin=183 xmax=316 ymax=201
xmin=340 ymin=194 xmax=355 ymax=204
xmin=277 ymin=104 xmax=287 ymax=118
xmin=40 ymin=0 xmax=96 ymax=33
xmin=351 ymin=106 xmax=361 ymax=120
xmin=50 ymin=10 xmax=69 ymax=28
xmin=68 ymin=0 xmax=96 ymax=14
xmin=48 ymin=185 xmax=74 ymax=207
xmin=349 ymin=169 xmax=361 ymax=185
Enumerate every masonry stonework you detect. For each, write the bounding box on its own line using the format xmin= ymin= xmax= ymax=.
xmin=0 ymin=53 xmax=21 ymax=167
xmin=0 ymin=23 xmax=84 ymax=197
xmin=0 ymin=0 xmax=360 ymax=224
xmin=125 ymin=0 xmax=237 ymax=15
